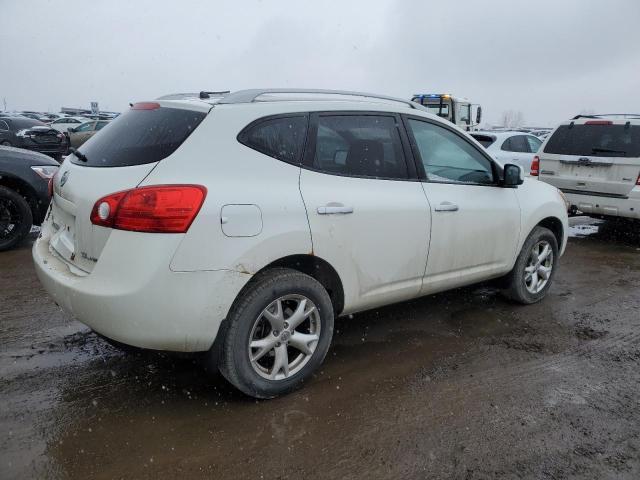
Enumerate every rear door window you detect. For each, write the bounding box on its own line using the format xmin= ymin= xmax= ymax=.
xmin=238 ymin=115 xmax=307 ymax=164
xmin=544 ymin=124 xmax=640 ymax=157
xmin=311 ymin=115 xmax=408 ymax=179
xmin=73 ymin=106 xmax=206 ymax=167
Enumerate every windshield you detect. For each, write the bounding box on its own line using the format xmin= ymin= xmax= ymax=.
xmin=544 ymin=124 xmax=640 ymax=157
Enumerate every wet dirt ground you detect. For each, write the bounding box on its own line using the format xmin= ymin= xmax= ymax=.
xmin=1 ymin=218 xmax=639 ymax=479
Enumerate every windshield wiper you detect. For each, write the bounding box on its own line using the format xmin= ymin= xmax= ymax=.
xmin=70 ymin=147 xmax=89 ymax=162
xmin=591 ymin=147 xmax=626 ymax=156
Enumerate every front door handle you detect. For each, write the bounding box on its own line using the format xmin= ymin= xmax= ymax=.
xmin=434 ymin=202 xmax=459 ymax=212
xmin=317 ymin=205 xmax=354 ymax=215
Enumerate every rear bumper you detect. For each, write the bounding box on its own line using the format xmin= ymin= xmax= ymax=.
xmin=563 ymin=187 xmax=640 ymax=220
xmin=32 ymin=227 xmax=251 ymax=352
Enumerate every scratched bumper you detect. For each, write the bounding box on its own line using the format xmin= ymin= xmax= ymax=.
xmin=33 ymin=228 xmax=251 ymax=352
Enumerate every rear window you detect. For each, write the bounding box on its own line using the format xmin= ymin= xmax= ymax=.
xmin=73 ymin=107 xmax=206 ymax=167
xmin=544 ymin=124 xmax=640 ymax=157
xmin=470 ymin=134 xmax=495 ymax=148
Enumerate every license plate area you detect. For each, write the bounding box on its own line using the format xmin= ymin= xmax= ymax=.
xmin=49 ymin=202 xmax=77 ymax=264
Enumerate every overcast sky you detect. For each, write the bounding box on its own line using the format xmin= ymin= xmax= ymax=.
xmin=2 ymin=0 xmax=639 ymax=126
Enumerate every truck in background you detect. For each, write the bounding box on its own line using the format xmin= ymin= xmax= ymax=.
xmin=411 ymin=93 xmax=482 ymax=131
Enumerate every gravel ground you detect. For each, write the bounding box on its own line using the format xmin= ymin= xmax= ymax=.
xmin=1 ymin=217 xmax=639 ymax=479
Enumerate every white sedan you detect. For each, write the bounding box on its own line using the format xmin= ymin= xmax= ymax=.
xmin=471 ymin=131 xmax=542 ymax=174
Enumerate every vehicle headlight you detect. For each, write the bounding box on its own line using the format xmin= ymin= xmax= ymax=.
xmin=31 ymin=165 xmax=59 ymax=179
xmin=557 ymin=189 xmax=571 ymax=211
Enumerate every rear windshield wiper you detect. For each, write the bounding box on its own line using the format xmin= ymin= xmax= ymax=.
xmin=70 ymin=148 xmax=89 ymax=162
xmin=591 ymin=147 xmax=626 ymax=156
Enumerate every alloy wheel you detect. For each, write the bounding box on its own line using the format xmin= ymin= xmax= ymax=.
xmin=524 ymin=240 xmax=554 ymax=294
xmin=248 ymin=294 xmax=321 ymax=381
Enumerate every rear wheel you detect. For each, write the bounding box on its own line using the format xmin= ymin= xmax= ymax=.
xmin=503 ymin=226 xmax=558 ymax=304
xmin=0 ymin=186 xmax=33 ymax=251
xmin=1 ymin=141 xmax=11 ymax=146
xmin=219 ymin=268 xmax=334 ymax=399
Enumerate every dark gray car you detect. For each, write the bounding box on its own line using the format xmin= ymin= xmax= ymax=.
xmin=0 ymin=116 xmax=67 ymax=160
xmin=0 ymin=146 xmax=59 ymax=250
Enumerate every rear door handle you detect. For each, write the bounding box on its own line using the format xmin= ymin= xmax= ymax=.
xmin=434 ymin=202 xmax=459 ymax=212
xmin=317 ymin=205 xmax=354 ymax=215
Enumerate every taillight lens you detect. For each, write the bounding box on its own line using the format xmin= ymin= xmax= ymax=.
xmin=636 ymin=172 xmax=640 ymax=186
xmin=90 ymin=185 xmax=207 ymax=233
xmin=530 ymin=155 xmax=540 ymax=176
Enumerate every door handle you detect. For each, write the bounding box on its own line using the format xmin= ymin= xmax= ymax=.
xmin=434 ymin=202 xmax=459 ymax=212
xmin=317 ymin=205 xmax=354 ymax=215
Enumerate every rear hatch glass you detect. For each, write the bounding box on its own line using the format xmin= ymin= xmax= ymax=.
xmin=540 ymin=123 xmax=640 ymax=197
xmin=72 ymin=105 xmax=206 ymax=167
xmin=544 ymin=124 xmax=640 ymax=157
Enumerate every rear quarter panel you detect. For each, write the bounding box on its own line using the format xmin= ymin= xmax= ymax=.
xmin=140 ymin=104 xmax=313 ymax=274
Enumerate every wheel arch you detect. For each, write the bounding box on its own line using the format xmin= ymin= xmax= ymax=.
xmin=251 ymin=254 xmax=345 ymax=316
xmin=536 ymin=216 xmax=564 ymax=251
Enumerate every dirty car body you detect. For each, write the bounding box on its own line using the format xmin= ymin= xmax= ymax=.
xmin=33 ymin=89 xmax=569 ymax=398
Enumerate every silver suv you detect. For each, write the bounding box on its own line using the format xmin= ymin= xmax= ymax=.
xmin=536 ymin=115 xmax=640 ymax=221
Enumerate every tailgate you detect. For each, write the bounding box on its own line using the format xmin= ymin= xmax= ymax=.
xmin=539 ymin=154 xmax=639 ymax=197
xmin=539 ymin=123 xmax=640 ymax=197
xmin=47 ymin=102 xmax=208 ymax=274
xmin=49 ymin=161 xmax=158 ymax=274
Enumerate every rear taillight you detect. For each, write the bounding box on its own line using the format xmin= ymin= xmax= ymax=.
xmin=530 ymin=156 xmax=540 ymax=176
xmin=90 ymin=185 xmax=207 ymax=233
xmin=636 ymin=172 xmax=640 ymax=186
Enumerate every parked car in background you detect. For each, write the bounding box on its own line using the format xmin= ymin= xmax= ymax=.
xmin=0 ymin=146 xmax=58 ymax=250
xmin=535 ymin=115 xmax=640 ymax=221
xmin=470 ymin=131 xmax=542 ymax=174
xmin=49 ymin=116 xmax=90 ymax=134
xmin=19 ymin=112 xmax=52 ymax=122
xmin=33 ymin=89 xmax=568 ymax=399
xmin=67 ymin=120 xmax=110 ymax=148
xmin=0 ymin=116 xmax=67 ymax=160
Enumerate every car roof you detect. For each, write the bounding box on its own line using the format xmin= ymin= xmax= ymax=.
xmin=0 ymin=145 xmax=59 ymax=165
xmin=557 ymin=115 xmax=640 ymax=126
xmin=155 ymin=89 xmax=430 ymax=113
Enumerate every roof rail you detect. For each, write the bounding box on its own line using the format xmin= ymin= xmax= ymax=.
xmin=216 ymin=89 xmax=426 ymax=110
xmin=572 ymin=113 xmax=640 ymax=120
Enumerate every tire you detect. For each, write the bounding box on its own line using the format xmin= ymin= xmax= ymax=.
xmin=503 ymin=226 xmax=558 ymax=304
xmin=218 ymin=268 xmax=334 ymax=399
xmin=1 ymin=141 xmax=11 ymax=146
xmin=0 ymin=186 xmax=33 ymax=251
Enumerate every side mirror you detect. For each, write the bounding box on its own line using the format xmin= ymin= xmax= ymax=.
xmin=503 ymin=163 xmax=524 ymax=187
xmin=476 ymin=106 xmax=482 ymax=125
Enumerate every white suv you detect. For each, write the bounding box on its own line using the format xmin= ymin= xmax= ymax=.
xmin=535 ymin=115 xmax=640 ymax=221
xmin=33 ymin=89 xmax=568 ymax=398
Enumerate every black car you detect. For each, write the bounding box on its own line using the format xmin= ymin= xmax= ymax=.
xmin=0 ymin=116 xmax=67 ymax=160
xmin=0 ymin=146 xmax=58 ymax=250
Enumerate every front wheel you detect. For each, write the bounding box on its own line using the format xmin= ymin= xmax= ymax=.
xmin=218 ymin=268 xmax=334 ymax=399
xmin=0 ymin=186 xmax=33 ymax=251
xmin=503 ymin=226 xmax=558 ymax=304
